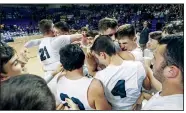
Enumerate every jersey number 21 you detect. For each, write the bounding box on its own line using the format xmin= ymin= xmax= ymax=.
xmin=39 ymin=46 xmax=50 ymax=61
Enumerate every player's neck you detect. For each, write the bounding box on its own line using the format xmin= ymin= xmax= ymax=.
xmin=160 ymin=81 xmax=183 ymax=96
xmin=109 ymin=54 xmax=123 ymax=66
xmin=65 ymin=68 xmax=84 ymax=80
xmin=131 ymin=43 xmax=138 ymax=51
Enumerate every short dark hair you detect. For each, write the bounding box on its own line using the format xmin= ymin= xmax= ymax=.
xmin=54 ymin=21 xmax=69 ymax=32
xmin=149 ymin=31 xmax=162 ymax=42
xmin=0 ymin=42 xmax=15 ymax=74
xmin=98 ymin=18 xmax=118 ymax=32
xmin=59 ymin=44 xmax=85 ymax=71
xmin=38 ymin=19 xmax=53 ymax=34
xmin=0 ymin=74 xmax=56 ymax=110
xmin=159 ymin=34 xmax=184 ymax=81
xmin=81 ymin=27 xmax=89 ymax=32
xmin=91 ymin=35 xmax=116 ymax=56
xmin=86 ymin=30 xmax=99 ymax=38
xmin=70 ymin=29 xmax=77 ymax=34
xmin=115 ymin=24 xmax=136 ymax=40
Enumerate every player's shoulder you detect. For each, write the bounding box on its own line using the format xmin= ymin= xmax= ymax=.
xmin=56 ymin=35 xmax=71 ymax=38
xmin=90 ymin=78 xmax=102 ymax=87
xmin=89 ymin=78 xmax=104 ymax=95
xmin=94 ymin=69 xmax=107 ymax=80
xmin=40 ymin=37 xmax=52 ymax=42
xmin=123 ymin=60 xmax=142 ymax=67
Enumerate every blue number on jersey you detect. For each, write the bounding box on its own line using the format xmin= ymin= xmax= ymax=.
xmin=111 ymin=80 xmax=126 ymax=98
xmin=60 ymin=93 xmax=85 ymax=110
xmin=39 ymin=46 xmax=50 ymax=61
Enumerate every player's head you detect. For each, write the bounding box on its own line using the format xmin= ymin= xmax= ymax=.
xmin=143 ymin=21 xmax=148 ymax=28
xmin=153 ymin=34 xmax=183 ymax=86
xmin=116 ymin=24 xmax=136 ymax=51
xmin=147 ymin=31 xmax=162 ymax=51
xmin=91 ymin=36 xmax=116 ymax=66
xmin=0 ymin=74 xmax=55 ymax=110
xmin=86 ymin=30 xmax=99 ymax=45
xmin=59 ymin=44 xmax=85 ymax=71
xmin=0 ymin=42 xmax=23 ymax=81
xmin=98 ymin=18 xmax=118 ymax=41
xmin=54 ymin=21 xmax=69 ymax=36
xmin=38 ymin=19 xmax=55 ymax=37
xmin=81 ymin=27 xmax=89 ymax=36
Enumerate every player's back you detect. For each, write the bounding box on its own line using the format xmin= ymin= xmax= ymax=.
xmin=38 ymin=35 xmax=71 ymax=75
xmin=95 ymin=60 xmax=146 ymax=110
xmin=57 ymin=76 xmax=95 ymax=110
xmin=38 ymin=37 xmax=61 ymax=73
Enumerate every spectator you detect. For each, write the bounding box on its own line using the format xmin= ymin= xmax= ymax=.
xmin=139 ymin=21 xmax=150 ymax=53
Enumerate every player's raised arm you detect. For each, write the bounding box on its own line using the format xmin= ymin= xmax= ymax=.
xmin=51 ymin=34 xmax=83 ymax=50
xmin=24 ymin=39 xmax=42 ymax=48
xmin=69 ymin=34 xmax=83 ymax=43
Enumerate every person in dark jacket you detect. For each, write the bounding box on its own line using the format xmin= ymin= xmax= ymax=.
xmin=139 ymin=21 xmax=150 ymax=54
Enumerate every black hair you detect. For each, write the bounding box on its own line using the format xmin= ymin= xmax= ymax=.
xmin=86 ymin=30 xmax=99 ymax=38
xmin=149 ymin=31 xmax=162 ymax=42
xmin=38 ymin=19 xmax=53 ymax=34
xmin=159 ymin=34 xmax=184 ymax=82
xmin=54 ymin=21 xmax=69 ymax=32
xmin=98 ymin=18 xmax=118 ymax=32
xmin=115 ymin=24 xmax=136 ymax=40
xmin=0 ymin=74 xmax=56 ymax=110
xmin=0 ymin=42 xmax=15 ymax=74
xmin=59 ymin=44 xmax=85 ymax=71
xmin=91 ymin=35 xmax=116 ymax=56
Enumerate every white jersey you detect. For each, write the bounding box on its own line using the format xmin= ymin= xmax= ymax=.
xmin=144 ymin=49 xmax=154 ymax=60
xmin=57 ymin=76 xmax=94 ymax=110
xmin=95 ymin=61 xmax=146 ymax=110
xmin=130 ymin=47 xmax=144 ymax=63
xmin=142 ymin=92 xmax=183 ymax=110
xmin=47 ymin=73 xmax=62 ymax=105
xmin=144 ymin=48 xmax=154 ymax=67
xmin=38 ymin=35 xmax=70 ymax=73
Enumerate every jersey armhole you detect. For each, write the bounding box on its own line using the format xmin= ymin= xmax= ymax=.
xmin=87 ymin=78 xmax=96 ymax=109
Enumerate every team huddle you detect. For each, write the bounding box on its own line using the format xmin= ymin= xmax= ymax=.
xmin=0 ymin=18 xmax=183 ymax=110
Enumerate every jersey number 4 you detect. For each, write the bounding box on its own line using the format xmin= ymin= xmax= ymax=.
xmin=111 ymin=80 xmax=126 ymax=98
xmin=60 ymin=93 xmax=85 ymax=110
xmin=39 ymin=46 xmax=50 ymax=61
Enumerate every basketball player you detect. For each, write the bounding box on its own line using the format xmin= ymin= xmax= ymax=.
xmin=115 ymin=24 xmax=158 ymax=109
xmin=24 ymin=21 xmax=70 ymax=48
xmin=53 ymin=21 xmax=70 ymax=35
xmin=0 ymin=74 xmax=56 ymax=110
xmin=86 ymin=30 xmax=99 ymax=47
xmin=34 ymin=19 xmax=85 ymax=106
xmin=116 ymin=24 xmax=144 ymax=62
xmin=86 ymin=36 xmax=148 ymax=110
xmin=24 ymin=19 xmax=83 ymax=76
xmin=142 ymin=34 xmax=183 ymax=110
xmin=98 ymin=17 xmax=121 ymax=52
xmin=57 ymin=44 xmax=111 ymax=110
xmin=0 ymin=42 xmax=25 ymax=81
xmin=145 ymin=31 xmax=162 ymax=67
